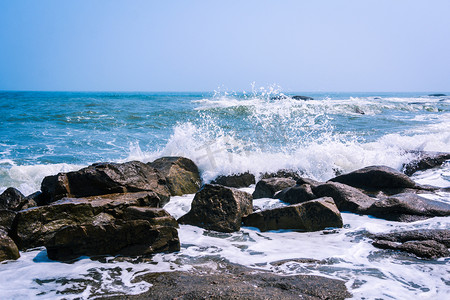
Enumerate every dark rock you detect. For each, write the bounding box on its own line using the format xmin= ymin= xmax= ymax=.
xmin=109 ymin=263 xmax=350 ymax=300
xmin=46 ymin=218 xmax=180 ymax=261
xmin=178 ymin=184 xmax=253 ymax=233
xmin=292 ymin=95 xmax=314 ymax=100
xmin=330 ymin=165 xmax=417 ymax=190
xmin=313 ymin=182 xmax=376 ymax=213
xmin=261 ymin=170 xmax=303 ymax=181
xmin=0 ymin=210 xmax=16 ymax=233
xmin=148 ymin=156 xmax=201 ymax=196
xmin=211 ymin=172 xmax=255 ymax=188
xmin=364 ymin=193 xmax=450 ymax=222
xmin=296 ymin=177 xmax=322 ymax=187
xmin=372 ymin=229 xmax=450 ymax=258
xmin=41 ymin=161 xmax=170 ymax=205
xmin=275 ymin=184 xmax=316 ymax=204
xmin=243 ymin=197 xmax=343 ymax=232
xmin=428 ymin=93 xmax=446 ymax=97
xmin=0 ymin=187 xmax=25 ymax=211
xmin=0 ymin=231 xmax=20 ymax=262
xmin=402 ymin=152 xmax=450 ymax=176
xmin=11 ymin=191 xmax=168 ymax=250
xmin=371 ymin=229 xmax=450 ymax=247
xmin=252 ymin=177 xmax=296 ymax=199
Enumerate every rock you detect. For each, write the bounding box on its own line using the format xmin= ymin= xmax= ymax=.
xmin=0 ymin=187 xmax=25 ymax=211
xmin=111 ymin=263 xmax=350 ymax=300
xmin=243 ymin=197 xmax=343 ymax=232
xmin=274 ymin=184 xmax=316 ymax=204
xmin=372 ymin=229 xmax=450 ymax=258
xmin=211 ymin=172 xmax=255 ymax=188
xmin=428 ymin=93 xmax=446 ymax=97
xmin=0 ymin=231 xmax=20 ymax=262
xmin=0 ymin=210 xmax=16 ymax=233
xmin=148 ymin=157 xmax=201 ymax=196
xmin=313 ymin=182 xmax=376 ymax=213
xmin=330 ymin=165 xmax=417 ymax=190
xmin=402 ymin=152 xmax=450 ymax=176
xmin=296 ymin=177 xmax=322 ymax=187
xmin=178 ymin=184 xmax=253 ymax=233
xmin=261 ymin=170 xmax=303 ymax=181
xmin=11 ymin=191 xmax=168 ymax=250
xmin=41 ymin=161 xmax=170 ymax=205
xmin=364 ymin=193 xmax=450 ymax=222
xmin=252 ymin=177 xmax=296 ymax=199
xmin=292 ymin=95 xmax=314 ymax=100
xmin=46 ymin=217 xmax=180 ymax=261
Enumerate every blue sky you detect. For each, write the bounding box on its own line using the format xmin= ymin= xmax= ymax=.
xmin=0 ymin=0 xmax=449 ymax=92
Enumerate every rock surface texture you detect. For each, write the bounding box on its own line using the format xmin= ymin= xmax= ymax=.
xmin=41 ymin=161 xmax=170 ymax=205
xmin=243 ymin=197 xmax=343 ymax=232
xmin=148 ymin=156 xmax=201 ymax=196
xmin=211 ymin=172 xmax=255 ymax=188
xmin=178 ymin=184 xmax=253 ymax=232
xmin=0 ymin=231 xmax=20 ymax=262
xmin=252 ymin=177 xmax=296 ymax=199
xmin=371 ymin=229 xmax=450 ymax=258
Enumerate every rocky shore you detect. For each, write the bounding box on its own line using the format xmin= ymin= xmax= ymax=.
xmin=1 ymin=152 xmax=449 ymax=298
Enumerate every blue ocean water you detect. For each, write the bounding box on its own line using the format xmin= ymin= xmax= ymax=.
xmin=0 ymin=90 xmax=449 ymax=299
xmin=1 ymin=90 xmax=449 ymax=194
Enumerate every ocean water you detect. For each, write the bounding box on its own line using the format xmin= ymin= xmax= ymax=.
xmin=0 ymin=90 xmax=449 ymax=299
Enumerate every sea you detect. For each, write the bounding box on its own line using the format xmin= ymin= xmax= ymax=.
xmin=0 ymin=89 xmax=449 ymax=299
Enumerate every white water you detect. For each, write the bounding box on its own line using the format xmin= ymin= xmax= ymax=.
xmin=1 ymin=191 xmax=448 ymax=299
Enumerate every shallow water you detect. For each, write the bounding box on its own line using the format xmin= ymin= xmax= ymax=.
xmin=0 ymin=90 xmax=449 ymax=298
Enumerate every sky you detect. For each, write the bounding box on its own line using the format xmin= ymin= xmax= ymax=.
xmin=0 ymin=0 xmax=449 ymax=92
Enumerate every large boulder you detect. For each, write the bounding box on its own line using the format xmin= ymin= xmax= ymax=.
xmin=0 ymin=187 xmax=25 ymax=211
xmin=148 ymin=157 xmax=201 ymax=196
xmin=211 ymin=172 xmax=255 ymax=188
xmin=274 ymin=184 xmax=316 ymax=204
xmin=313 ymin=182 xmax=376 ymax=213
xmin=243 ymin=197 xmax=343 ymax=232
xmin=0 ymin=210 xmax=17 ymax=233
xmin=178 ymin=184 xmax=253 ymax=233
xmin=261 ymin=170 xmax=303 ymax=181
xmin=402 ymin=152 xmax=450 ymax=176
xmin=372 ymin=229 xmax=450 ymax=258
xmin=41 ymin=161 xmax=170 ymax=205
xmin=330 ymin=166 xmax=417 ymax=190
xmin=252 ymin=177 xmax=296 ymax=199
xmin=0 ymin=231 xmax=20 ymax=262
xmin=11 ymin=191 xmax=169 ymax=250
xmin=364 ymin=193 xmax=450 ymax=222
xmin=46 ymin=208 xmax=179 ymax=261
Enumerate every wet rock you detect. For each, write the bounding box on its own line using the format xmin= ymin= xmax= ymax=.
xmin=330 ymin=165 xmax=417 ymax=190
xmin=178 ymin=184 xmax=253 ymax=233
xmin=0 ymin=210 xmax=16 ymax=233
xmin=252 ymin=177 xmax=296 ymax=199
xmin=11 ymin=192 xmax=168 ymax=249
xmin=148 ymin=156 xmax=201 ymax=196
xmin=261 ymin=170 xmax=303 ymax=181
xmin=292 ymin=95 xmax=314 ymax=100
xmin=0 ymin=231 xmax=20 ymax=262
xmin=364 ymin=193 xmax=450 ymax=222
xmin=296 ymin=177 xmax=322 ymax=188
xmin=372 ymin=229 xmax=450 ymax=258
xmin=313 ymin=182 xmax=376 ymax=213
xmin=402 ymin=152 xmax=450 ymax=176
xmin=41 ymin=161 xmax=170 ymax=205
xmin=46 ymin=218 xmax=180 ymax=261
xmin=111 ymin=263 xmax=350 ymax=300
xmin=211 ymin=172 xmax=255 ymax=188
xmin=275 ymin=184 xmax=316 ymax=204
xmin=243 ymin=197 xmax=343 ymax=232
xmin=0 ymin=187 xmax=25 ymax=211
